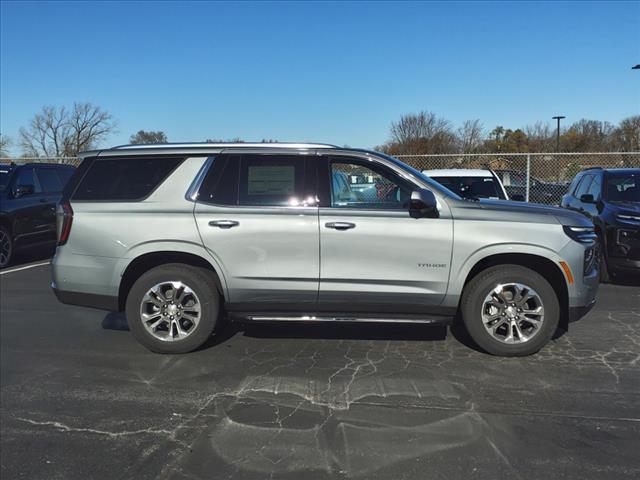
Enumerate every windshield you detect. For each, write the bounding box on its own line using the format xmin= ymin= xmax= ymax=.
xmin=605 ymin=172 xmax=639 ymax=203
xmin=430 ymin=176 xmax=504 ymax=200
xmin=0 ymin=168 xmax=12 ymax=192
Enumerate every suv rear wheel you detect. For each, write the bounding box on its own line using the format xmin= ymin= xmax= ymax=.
xmin=0 ymin=226 xmax=13 ymax=269
xmin=125 ymin=263 xmax=220 ymax=353
xmin=461 ymin=265 xmax=559 ymax=356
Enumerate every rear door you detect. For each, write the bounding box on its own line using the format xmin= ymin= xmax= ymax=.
xmin=317 ymin=154 xmax=453 ymax=313
xmin=10 ymin=166 xmax=47 ymax=246
xmin=194 ymin=152 xmax=320 ymax=309
xmin=33 ymin=166 xmax=66 ymax=243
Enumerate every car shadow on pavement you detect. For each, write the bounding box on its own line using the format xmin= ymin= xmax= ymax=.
xmin=610 ymin=273 xmax=640 ymax=287
xmin=240 ymin=322 xmax=448 ymax=342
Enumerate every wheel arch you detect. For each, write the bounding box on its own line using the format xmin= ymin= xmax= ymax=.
xmin=118 ymin=250 xmax=226 ymax=311
xmin=462 ymin=252 xmax=569 ymax=331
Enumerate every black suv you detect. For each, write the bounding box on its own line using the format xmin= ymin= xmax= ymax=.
xmin=495 ymin=169 xmax=569 ymax=205
xmin=0 ymin=162 xmax=75 ymax=268
xmin=560 ymin=168 xmax=640 ymax=281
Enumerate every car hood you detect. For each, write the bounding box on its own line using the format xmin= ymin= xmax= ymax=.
xmin=607 ymin=201 xmax=640 ymax=214
xmin=449 ymin=198 xmax=592 ymax=227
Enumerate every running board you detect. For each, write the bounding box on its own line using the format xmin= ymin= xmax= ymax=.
xmin=230 ymin=313 xmax=453 ymax=325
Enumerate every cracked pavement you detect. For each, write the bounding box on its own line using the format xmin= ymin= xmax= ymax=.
xmin=1 ymin=264 xmax=639 ymax=479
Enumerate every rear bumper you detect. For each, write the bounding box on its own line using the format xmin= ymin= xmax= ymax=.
xmin=51 ymin=282 xmax=118 ymax=311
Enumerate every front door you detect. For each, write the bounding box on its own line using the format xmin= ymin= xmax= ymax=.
xmin=318 ymin=155 xmax=453 ymax=313
xmin=194 ymin=153 xmax=320 ymax=309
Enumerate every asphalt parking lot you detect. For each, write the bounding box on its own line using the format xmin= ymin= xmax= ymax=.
xmin=1 ymin=259 xmax=639 ymax=480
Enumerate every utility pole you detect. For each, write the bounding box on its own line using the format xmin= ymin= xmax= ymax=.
xmin=552 ymin=116 xmax=565 ymax=152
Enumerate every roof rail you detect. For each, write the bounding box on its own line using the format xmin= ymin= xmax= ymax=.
xmin=110 ymin=142 xmax=338 ymax=150
xmin=581 ymin=166 xmax=603 ymax=171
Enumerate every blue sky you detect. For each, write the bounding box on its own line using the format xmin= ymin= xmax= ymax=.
xmin=1 ymin=0 xmax=639 ymax=154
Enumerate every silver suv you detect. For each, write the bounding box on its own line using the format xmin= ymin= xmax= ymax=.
xmin=51 ymin=143 xmax=599 ymax=356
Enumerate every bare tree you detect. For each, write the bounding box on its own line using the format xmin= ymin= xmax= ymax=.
xmin=524 ymin=122 xmax=554 ymax=152
xmin=457 ymin=119 xmax=484 ymax=153
xmin=0 ymin=134 xmax=12 ymax=157
xmin=19 ymin=103 xmax=116 ymax=157
xmin=383 ymin=111 xmax=457 ymax=154
xmin=612 ymin=115 xmax=640 ymax=152
xmin=561 ymin=119 xmax=615 ymax=152
xmin=130 ymin=130 xmax=168 ymax=144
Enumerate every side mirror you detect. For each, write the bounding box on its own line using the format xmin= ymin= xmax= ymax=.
xmin=13 ymin=184 xmax=35 ymax=198
xmin=511 ymin=194 xmax=525 ymax=202
xmin=580 ymin=194 xmax=595 ymax=204
xmin=409 ymin=188 xmax=439 ymax=218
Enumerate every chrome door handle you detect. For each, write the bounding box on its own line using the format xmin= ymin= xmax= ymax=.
xmin=325 ymin=222 xmax=356 ymax=230
xmin=209 ymin=220 xmax=239 ymax=229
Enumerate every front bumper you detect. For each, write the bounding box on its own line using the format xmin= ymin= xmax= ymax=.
xmin=568 ymin=298 xmax=597 ymax=323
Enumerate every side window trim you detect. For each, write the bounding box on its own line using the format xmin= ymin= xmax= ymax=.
xmin=186 ymin=156 xmax=215 ymax=201
xmin=196 ymin=153 xmax=318 ymax=209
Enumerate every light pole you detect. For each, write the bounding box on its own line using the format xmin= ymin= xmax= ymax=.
xmin=552 ymin=116 xmax=565 ymax=152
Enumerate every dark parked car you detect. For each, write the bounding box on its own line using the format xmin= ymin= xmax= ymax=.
xmin=495 ymin=169 xmax=568 ymax=205
xmin=560 ymin=167 xmax=640 ymax=281
xmin=0 ymin=162 xmax=76 ymax=268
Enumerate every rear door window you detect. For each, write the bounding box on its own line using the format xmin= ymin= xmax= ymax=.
xmin=13 ymin=167 xmax=40 ymax=194
xmin=198 ymin=154 xmax=316 ymax=207
xmin=72 ymin=157 xmax=183 ymax=201
xmin=36 ymin=168 xmax=64 ymax=193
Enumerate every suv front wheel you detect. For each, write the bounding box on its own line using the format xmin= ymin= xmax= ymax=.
xmin=126 ymin=263 xmax=220 ymax=353
xmin=461 ymin=265 xmax=560 ymax=356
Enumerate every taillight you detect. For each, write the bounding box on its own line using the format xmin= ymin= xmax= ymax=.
xmin=56 ymin=200 xmax=73 ymax=246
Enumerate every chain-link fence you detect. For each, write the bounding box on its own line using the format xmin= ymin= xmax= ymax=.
xmin=3 ymin=152 xmax=639 ymax=206
xmin=396 ymin=152 xmax=640 ymax=205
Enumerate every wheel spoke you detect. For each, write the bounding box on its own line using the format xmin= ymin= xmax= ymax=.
xmin=139 ymin=281 xmax=201 ymax=342
xmin=481 ymin=282 xmax=544 ymax=345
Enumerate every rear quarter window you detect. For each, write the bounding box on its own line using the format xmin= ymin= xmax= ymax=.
xmin=72 ymin=157 xmax=183 ymax=201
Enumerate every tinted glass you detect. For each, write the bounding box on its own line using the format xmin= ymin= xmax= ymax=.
xmin=56 ymin=167 xmax=75 ymax=187
xmin=431 ymin=176 xmax=503 ymax=199
xmin=605 ymin=173 xmax=639 ymax=203
xmin=586 ymin=175 xmax=602 ymax=199
xmin=330 ymin=160 xmax=412 ymax=209
xmin=73 ymin=157 xmax=182 ymax=201
xmin=574 ymin=175 xmax=593 ymax=199
xmin=198 ymin=156 xmax=239 ymax=205
xmin=238 ymin=155 xmax=312 ymax=207
xmin=36 ymin=168 xmax=64 ymax=193
xmin=0 ymin=168 xmax=11 ymax=192
xmin=14 ymin=167 xmax=39 ymax=193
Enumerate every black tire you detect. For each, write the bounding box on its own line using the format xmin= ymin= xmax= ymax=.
xmin=125 ymin=263 xmax=220 ymax=354
xmin=599 ymin=250 xmax=611 ymax=283
xmin=460 ymin=264 xmax=560 ymax=357
xmin=0 ymin=225 xmax=13 ymax=269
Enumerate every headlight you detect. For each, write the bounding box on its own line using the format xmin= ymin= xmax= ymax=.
xmin=584 ymin=245 xmax=598 ymax=276
xmin=563 ymin=226 xmax=597 ymax=244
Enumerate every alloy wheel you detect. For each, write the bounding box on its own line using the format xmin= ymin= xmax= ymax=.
xmin=481 ymin=283 xmax=545 ymax=344
xmin=139 ymin=281 xmax=201 ymax=341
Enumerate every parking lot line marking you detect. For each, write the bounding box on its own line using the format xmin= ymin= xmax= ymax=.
xmin=0 ymin=262 xmax=51 ymax=275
